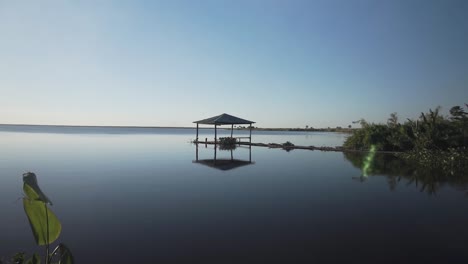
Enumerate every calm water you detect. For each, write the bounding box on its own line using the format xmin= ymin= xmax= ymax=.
xmin=1 ymin=126 xmax=467 ymax=263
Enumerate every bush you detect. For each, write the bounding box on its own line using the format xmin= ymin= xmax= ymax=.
xmin=344 ymin=105 xmax=468 ymax=152
xmin=219 ymin=137 xmax=237 ymax=150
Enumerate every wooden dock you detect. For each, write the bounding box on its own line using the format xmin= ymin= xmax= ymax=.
xmin=192 ymin=140 xmax=401 ymax=154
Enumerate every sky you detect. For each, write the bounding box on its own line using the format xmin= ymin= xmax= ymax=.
xmin=1 ymin=0 xmax=467 ymax=128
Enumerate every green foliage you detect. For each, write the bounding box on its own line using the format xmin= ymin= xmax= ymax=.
xmin=24 ymin=254 xmax=40 ymax=264
xmin=23 ymin=173 xmax=52 ymax=205
xmin=20 ymin=172 xmax=73 ymax=264
xmin=49 ymin=244 xmax=74 ymax=264
xmin=279 ymin=141 xmax=295 ymax=152
xmin=23 ymin=191 xmax=62 ymax=246
xmin=344 ymin=105 xmax=468 ymax=152
xmin=12 ymin=252 xmax=26 ymax=264
xmin=4 ymin=252 xmax=41 ymax=264
xmin=23 ymin=177 xmax=62 ymax=246
xmin=219 ymin=137 xmax=237 ymax=150
xmin=343 ymin=125 xmax=367 ymax=150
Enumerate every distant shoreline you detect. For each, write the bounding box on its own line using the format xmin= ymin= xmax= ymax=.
xmin=0 ymin=123 xmax=353 ymax=133
xmin=0 ymin=123 xmax=194 ymax=129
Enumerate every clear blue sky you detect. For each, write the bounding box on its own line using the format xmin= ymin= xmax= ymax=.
xmin=1 ymin=0 xmax=467 ymax=128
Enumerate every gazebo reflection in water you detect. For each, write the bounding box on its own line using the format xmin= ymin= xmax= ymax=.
xmin=192 ymin=113 xmax=255 ymax=171
xmin=193 ymin=143 xmax=254 ymax=171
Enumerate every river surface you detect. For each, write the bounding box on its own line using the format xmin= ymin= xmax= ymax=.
xmin=1 ymin=125 xmax=467 ymax=263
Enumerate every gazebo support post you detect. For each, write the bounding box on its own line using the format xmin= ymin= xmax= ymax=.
xmin=249 ymin=124 xmax=252 ymax=143
xmin=196 ymin=123 xmax=199 ymax=142
xmin=214 ymin=125 xmax=217 ymax=144
xmin=231 ymin=124 xmax=233 ymax=138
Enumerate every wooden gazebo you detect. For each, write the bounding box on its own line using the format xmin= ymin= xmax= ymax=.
xmin=193 ymin=113 xmax=255 ymax=143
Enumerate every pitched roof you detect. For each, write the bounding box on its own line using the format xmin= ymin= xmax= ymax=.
xmin=194 ymin=113 xmax=255 ymax=125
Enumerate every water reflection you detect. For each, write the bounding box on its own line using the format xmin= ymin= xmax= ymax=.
xmin=344 ymin=152 xmax=468 ymax=195
xmin=193 ymin=143 xmax=254 ymax=170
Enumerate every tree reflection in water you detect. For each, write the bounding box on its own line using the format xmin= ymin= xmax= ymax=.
xmin=344 ymin=152 xmax=468 ymax=196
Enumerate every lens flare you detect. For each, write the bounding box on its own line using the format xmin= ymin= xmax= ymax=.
xmin=362 ymin=145 xmax=377 ymax=177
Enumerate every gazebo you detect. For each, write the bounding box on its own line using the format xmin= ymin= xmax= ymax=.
xmin=193 ymin=113 xmax=255 ymax=143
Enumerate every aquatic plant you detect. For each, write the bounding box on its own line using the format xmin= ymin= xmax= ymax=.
xmin=219 ymin=137 xmax=237 ymax=150
xmin=20 ymin=172 xmax=74 ymax=264
xmin=281 ymin=141 xmax=295 ymax=152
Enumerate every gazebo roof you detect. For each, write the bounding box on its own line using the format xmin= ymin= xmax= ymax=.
xmin=194 ymin=113 xmax=255 ymax=125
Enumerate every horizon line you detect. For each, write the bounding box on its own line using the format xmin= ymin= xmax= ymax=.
xmin=0 ymin=123 xmax=350 ymax=130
